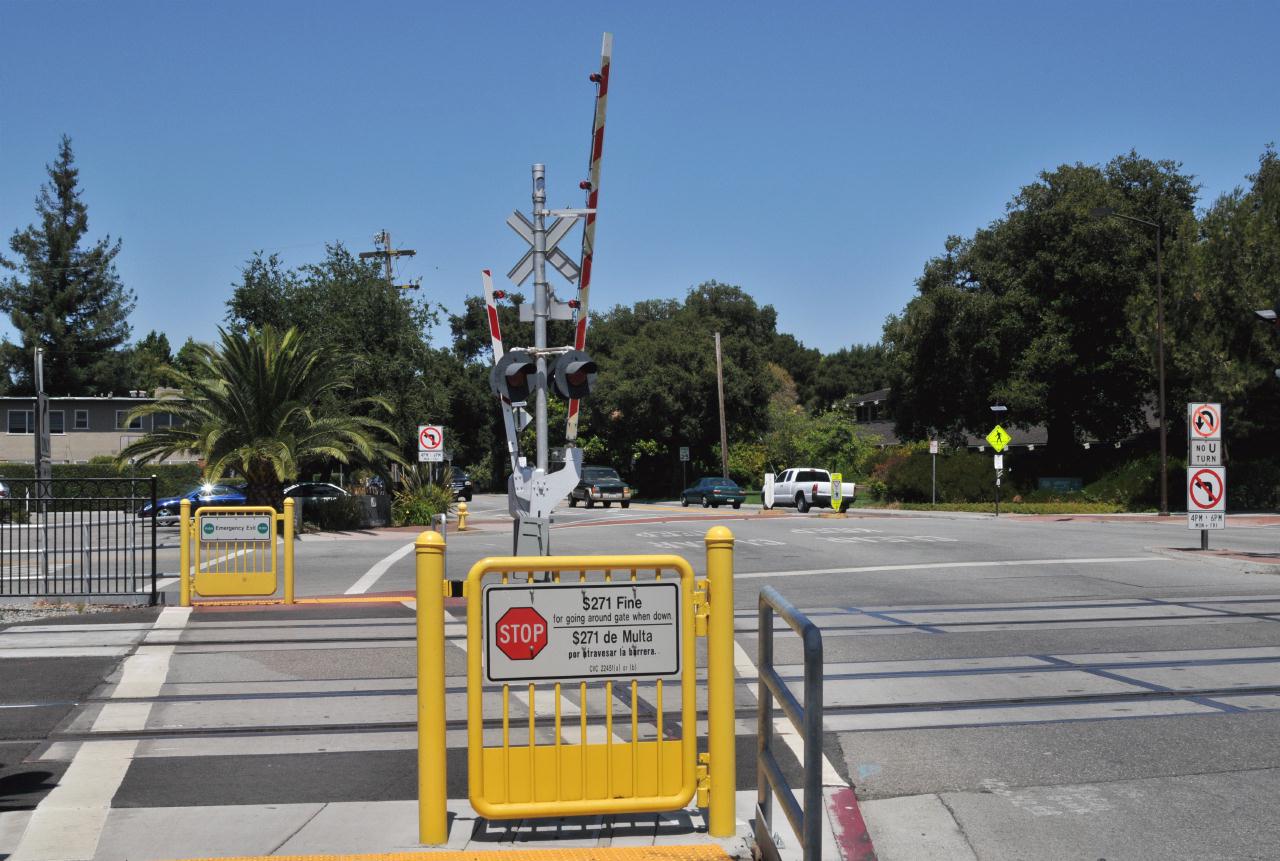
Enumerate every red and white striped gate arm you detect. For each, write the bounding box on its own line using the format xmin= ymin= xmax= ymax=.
xmin=565 ymin=31 xmax=611 ymax=443
xmin=483 ymin=269 xmax=522 ymax=475
xmin=482 ymin=269 xmax=504 ymax=362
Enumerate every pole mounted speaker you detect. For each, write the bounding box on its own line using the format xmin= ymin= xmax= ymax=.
xmin=550 ymin=350 xmax=597 ymax=399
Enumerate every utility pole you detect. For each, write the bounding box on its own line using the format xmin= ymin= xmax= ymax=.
xmin=359 ymin=230 xmax=420 ymax=291
xmin=715 ymin=332 xmax=730 ymax=479
xmin=33 ymin=347 xmax=51 ymax=585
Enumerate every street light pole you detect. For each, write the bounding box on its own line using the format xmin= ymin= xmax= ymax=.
xmin=1091 ymin=207 xmax=1169 ymax=516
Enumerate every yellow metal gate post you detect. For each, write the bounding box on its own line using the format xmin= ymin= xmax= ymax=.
xmin=705 ymin=526 xmax=737 ymax=838
xmin=416 ymin=530 xmax=448 ymax=844
xmin=283 ymin=498 xmax=295 ymax=605
xmin=179 ymin=498 xmax=191 ymax=607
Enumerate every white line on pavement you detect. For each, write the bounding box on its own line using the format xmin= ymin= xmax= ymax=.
xmin=11 ymin=606 xmax=191 ymax=861
xmin=347 ymin=541 xmax=415 ymax=594
xmin=733 ymin=641 xmax=845 ymax=787
xmin=735 ymin=556 xmax=1164 ymax=581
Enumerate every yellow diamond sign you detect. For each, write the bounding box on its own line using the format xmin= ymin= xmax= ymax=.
xmin=986 ymin=425 xmax=1011 ymax=452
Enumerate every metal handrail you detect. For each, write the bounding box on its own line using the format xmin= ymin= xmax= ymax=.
xmin=755 ymin=585 xmax=824 ymax=861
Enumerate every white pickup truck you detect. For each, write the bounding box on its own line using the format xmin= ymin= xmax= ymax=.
xmin=763 ymin=468 xmax=855 ymax=513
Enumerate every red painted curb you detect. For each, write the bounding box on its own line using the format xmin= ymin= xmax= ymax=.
xmin=826 ymin=785 xmax=878 ymax=861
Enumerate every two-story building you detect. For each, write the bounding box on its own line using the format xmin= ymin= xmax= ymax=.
xmin=0 ymin=390 xmax=195 ymax=464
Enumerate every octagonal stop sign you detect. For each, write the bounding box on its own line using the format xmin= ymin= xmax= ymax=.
xmin=495 ymin=607 xmax=548 ymax=660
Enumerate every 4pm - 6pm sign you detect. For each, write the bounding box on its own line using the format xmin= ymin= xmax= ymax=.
xmin=200 ymin=515 xmax=273 ymax=542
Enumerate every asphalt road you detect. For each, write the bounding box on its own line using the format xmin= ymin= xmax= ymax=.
xmin=4 ymin=495 xmax=1280 ymax=859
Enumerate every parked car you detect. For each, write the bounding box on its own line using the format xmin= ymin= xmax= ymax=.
xmin=137 ymin=484 xmax=247 ymax=524
xmin=450 ymin=467 xmax=473 ymax=501
xmin=763 ymin=468 xmax=855 ymax=513
xmin=680 ymin=477 xmax=745 ymax=509
xmin=0 ymin=480 xmax=8 ymax=499
xmin=284 ymin=482 xmax=349 ymax=500
xmin=568 ymin=465 xmax=632 ymax=508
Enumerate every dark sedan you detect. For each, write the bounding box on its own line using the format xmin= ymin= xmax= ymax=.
xmin=137 ymin=484 xmax=247 ymax=524
xmin=451 ymin=467 xmax=473 ymax=501
xmin=680 ymin=477 xmax=745 ymax=509
xmin=568 ymin=465 xmax=631 ymax=508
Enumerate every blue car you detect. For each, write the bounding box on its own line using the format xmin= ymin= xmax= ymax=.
xmin=137 ymin=484 xmax=247 ymax=524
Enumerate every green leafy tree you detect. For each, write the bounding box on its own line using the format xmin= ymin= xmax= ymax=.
xmin=886 ymin=152 xmax=1198 ymax=461
xmin=119 ymin=326 xmax=402 ymax=506
xmin=131 ymin=330 xmax=173 ymax=390
xmin=1165 ymin=146 xmax=1280 ymax=451
xmin=227 ymin=245 xmax=449 ymax=474
xmin=0 ymin=136 xmax=136 ymax=395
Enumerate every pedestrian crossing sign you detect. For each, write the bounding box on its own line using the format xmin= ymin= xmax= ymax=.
xmin=986 ymin=425 xmax=1011 ymax=452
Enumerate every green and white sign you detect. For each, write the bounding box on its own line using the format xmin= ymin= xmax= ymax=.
xmin=200 ymin=515 xmax=273 ymax=542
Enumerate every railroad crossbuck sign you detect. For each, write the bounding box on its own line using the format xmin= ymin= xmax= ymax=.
xmin=483 ymin=581 xmax=682 ymax=684
xmin=986 ymin=425 xmax=1011 ymax=452
xmin=418 ymin=425 xmax=444 ymax=463
xmin=1187 ymin=467 xmax=1226 ymax=530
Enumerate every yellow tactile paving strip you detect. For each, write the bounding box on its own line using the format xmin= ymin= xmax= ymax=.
xmin=168 ymin=848 xmax=730 ymax=860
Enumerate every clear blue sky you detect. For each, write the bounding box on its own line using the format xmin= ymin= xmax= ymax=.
xmin=2 ymin=1 xmax=1277 ymax=355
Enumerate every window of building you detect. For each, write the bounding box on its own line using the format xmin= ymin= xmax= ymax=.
xmin=153 ymin=413 xmax=173 ymax=429
xmin=49 ymin=410 xmax=64 ymax=434
xmin=74 ymin=409 xmax=89 ymax=430
xmin=8 ymin=410 xmax=33 ymax=434
xmin=116 ymin=411 xmax=143 ymax=431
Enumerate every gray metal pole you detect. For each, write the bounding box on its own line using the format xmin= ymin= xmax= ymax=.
xmin=932 ymin=451 xmax=936 ymax=505
xmin=532 ymin=164 xmax=549 ymax=473
xmin=715 ymin=332 xmax=729 ymax=479
xmin=1156 ymin=222 xmax=1168 ymax=516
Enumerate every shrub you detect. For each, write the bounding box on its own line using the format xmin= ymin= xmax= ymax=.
xmin=302 ymin=496 xmax=369 ymax=532
xmin=391 ymin=465 xmax=458 ymax=527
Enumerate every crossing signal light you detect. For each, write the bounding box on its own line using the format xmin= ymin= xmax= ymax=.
xmin=551 ymin=350 xmax=597 ymax=399
xmin=490 ymin=350 xmax=539 ymax=405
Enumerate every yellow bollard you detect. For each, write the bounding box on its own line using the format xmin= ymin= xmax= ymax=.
xmin=456 ymin=501 xmax=468 ymax=531
xmin=283 ymin=498 xmax=295 ymax=604
xmin=705 ymin=525 xmax=737 ymax=838
xmin=179 ymin=498 xmax=191 ymax=607
xmin=416 ymin=530 xmax=448 ymax=845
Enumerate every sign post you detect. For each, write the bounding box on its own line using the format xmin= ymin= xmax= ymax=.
xmin=831 ymin=472 xmax=843 ymax=511
xmin=986 ymin=426 xmax=1011 ymax=516
xmin=1187 ymin=403 xmax=1224 ymax=549
xmin=929 ymin=439 xmax=939 ymax=504
xmin=679 ymin=446 xmax=689 ymax=497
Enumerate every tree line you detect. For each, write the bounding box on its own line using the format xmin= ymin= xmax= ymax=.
xmin=5 ymin=136 xmax=1278 ymax=496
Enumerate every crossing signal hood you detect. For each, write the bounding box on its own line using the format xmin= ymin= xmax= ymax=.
xmin=490 ymin=350 xmax=540 ymax=404
xmin=551 ymin=350 xmax=597 ymax=399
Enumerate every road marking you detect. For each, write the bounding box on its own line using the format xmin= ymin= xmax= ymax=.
xmin=735 ymin=556 xmax=1164 ymax=581
xmin=11 ymin=606 xmax=190 ymax=861
xmin=732 ymin=641 xmax=844 ymax=787
xmin=346 ymin=541 xmax=415 ymax=594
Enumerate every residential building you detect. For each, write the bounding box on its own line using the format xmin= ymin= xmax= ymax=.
xmin=0 ymin=390 xmax=194 ymax=464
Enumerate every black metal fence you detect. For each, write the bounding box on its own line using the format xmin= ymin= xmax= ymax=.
xmin=0 ymin=476 xmax=158 ymax=603
xmin=755 ymin=585 xmax=825 ymax=861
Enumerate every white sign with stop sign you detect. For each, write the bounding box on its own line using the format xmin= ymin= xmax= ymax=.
xmin=482 ymin=581 xmax=683 ymax=684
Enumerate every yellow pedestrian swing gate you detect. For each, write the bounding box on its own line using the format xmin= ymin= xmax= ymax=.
xmin=415 ymin=527 xmax=738 ymax=844
xmin=178 ymin=498 xmax=295 ymax=606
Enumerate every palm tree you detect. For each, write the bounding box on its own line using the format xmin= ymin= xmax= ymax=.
xmin=120 ymin=325 xmax=402 ymax=507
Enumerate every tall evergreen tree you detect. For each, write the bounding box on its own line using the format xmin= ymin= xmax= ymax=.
xmin=0 ymin=136 xmax=136 ymax=395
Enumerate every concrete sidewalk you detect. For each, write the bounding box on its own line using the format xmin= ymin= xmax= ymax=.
xmin=2 ymin=598 xmax=838 ymax=860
